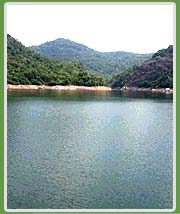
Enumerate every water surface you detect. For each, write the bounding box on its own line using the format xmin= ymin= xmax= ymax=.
xmin=7 ymin=90 xmax=173 ymax=209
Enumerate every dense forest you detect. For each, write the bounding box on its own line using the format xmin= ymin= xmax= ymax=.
xmin=7 ymin=34 xmax=106 ymax=86
xmin=111 ymin=45 xmax=173 ymax=89
xmin=30 ymin=38 xmax=152 ymax=75
xmin=7 ymin=35 xmax=173 ymax=89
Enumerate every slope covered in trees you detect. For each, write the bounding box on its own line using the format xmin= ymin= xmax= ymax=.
xmin=7 ymin=34 xmax=105 ymax=86
xmin=30 ymin=38 xmax=152 ymax=75
xmin=111 ymin=45 xmax=173 ymax=89
xmin=7 ymin=35 xmax=173 ymax=89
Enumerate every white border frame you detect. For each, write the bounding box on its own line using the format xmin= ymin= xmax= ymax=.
xmin=4 ymin=2 xmax=176 ymax=212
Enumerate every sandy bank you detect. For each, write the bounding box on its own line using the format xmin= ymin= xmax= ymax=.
xmin=7 ymin=84 xmax=112 ymax=91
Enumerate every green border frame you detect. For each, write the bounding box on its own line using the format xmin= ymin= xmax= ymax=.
xmin=0 ymin=0 xmax=179 ymax=214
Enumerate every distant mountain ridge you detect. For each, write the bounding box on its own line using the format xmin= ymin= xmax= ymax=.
xmin=30 ymin=38 xmax=152 ymax=75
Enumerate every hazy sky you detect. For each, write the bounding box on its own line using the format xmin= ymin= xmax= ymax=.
xmin=6 ymin=3 xmax=174 ymax=53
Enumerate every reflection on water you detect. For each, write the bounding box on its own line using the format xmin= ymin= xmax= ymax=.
xmin=7 ymin=89 xmax=173 ymax=100
xmin=7 ymin=90 xmax=173 ymax=209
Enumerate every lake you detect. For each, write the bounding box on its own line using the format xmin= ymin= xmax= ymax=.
xmin=7 ymin=90 xmax=173 ymax=209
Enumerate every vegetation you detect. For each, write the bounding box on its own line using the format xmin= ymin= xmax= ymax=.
xmin=7 ymin=34 xmax=106 ymax=86
xmin=111 ymin=45 xmax=173 ymax=89
xmin=8 ymin=35 xmax=173 ymax=89
xmin=30 ymin=38 xmax=152 ymax=75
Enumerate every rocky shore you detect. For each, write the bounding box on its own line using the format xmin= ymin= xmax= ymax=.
xmin=118 ymin=86 xmax=173 ymax=94
xmin=7 ymin=84 xmax=173 ymax=94
xmin=7 ymin=84 xmax=112 ymax=91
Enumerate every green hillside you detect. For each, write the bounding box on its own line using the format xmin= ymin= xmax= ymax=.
xmin=30 ymin=38 xmax=152 ymax=75
xmin=111 ymin=45 xmax=173 ymax=89
xmin=7 ymin=35 xmax=173 ymax=89
xmin=7 ymin=34 xmax=105 ymax=86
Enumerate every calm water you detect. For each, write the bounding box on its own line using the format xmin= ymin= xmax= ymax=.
xmin=7 ymin=90 xmax=173 ymax=209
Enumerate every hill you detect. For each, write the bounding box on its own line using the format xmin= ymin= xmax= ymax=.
xmin=7 ymin=34 xmax=105 ymax=86
xmin=30 ymin=38 xmax=152 ymax=75
xmin=111 ymin=45 xmax=173 ymax=89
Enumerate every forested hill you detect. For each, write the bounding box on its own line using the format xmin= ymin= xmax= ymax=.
xmin=7 ymin=34 xmax=105 ymax=86
xmin=7 ymin=35 xmax=173 ymax=89
xmin=30 ymin=38 xmax=152 ymax=75
xmin=111 ymin=45 xmax=173 ymax=89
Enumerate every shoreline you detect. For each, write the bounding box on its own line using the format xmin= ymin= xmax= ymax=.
xmin=7 ymin=84 xmax=173 ymax=94
xmin=7 ymin=84 xmax=112 ymax=91
xmin=118 ymin=86 xmax=173 ymax=94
